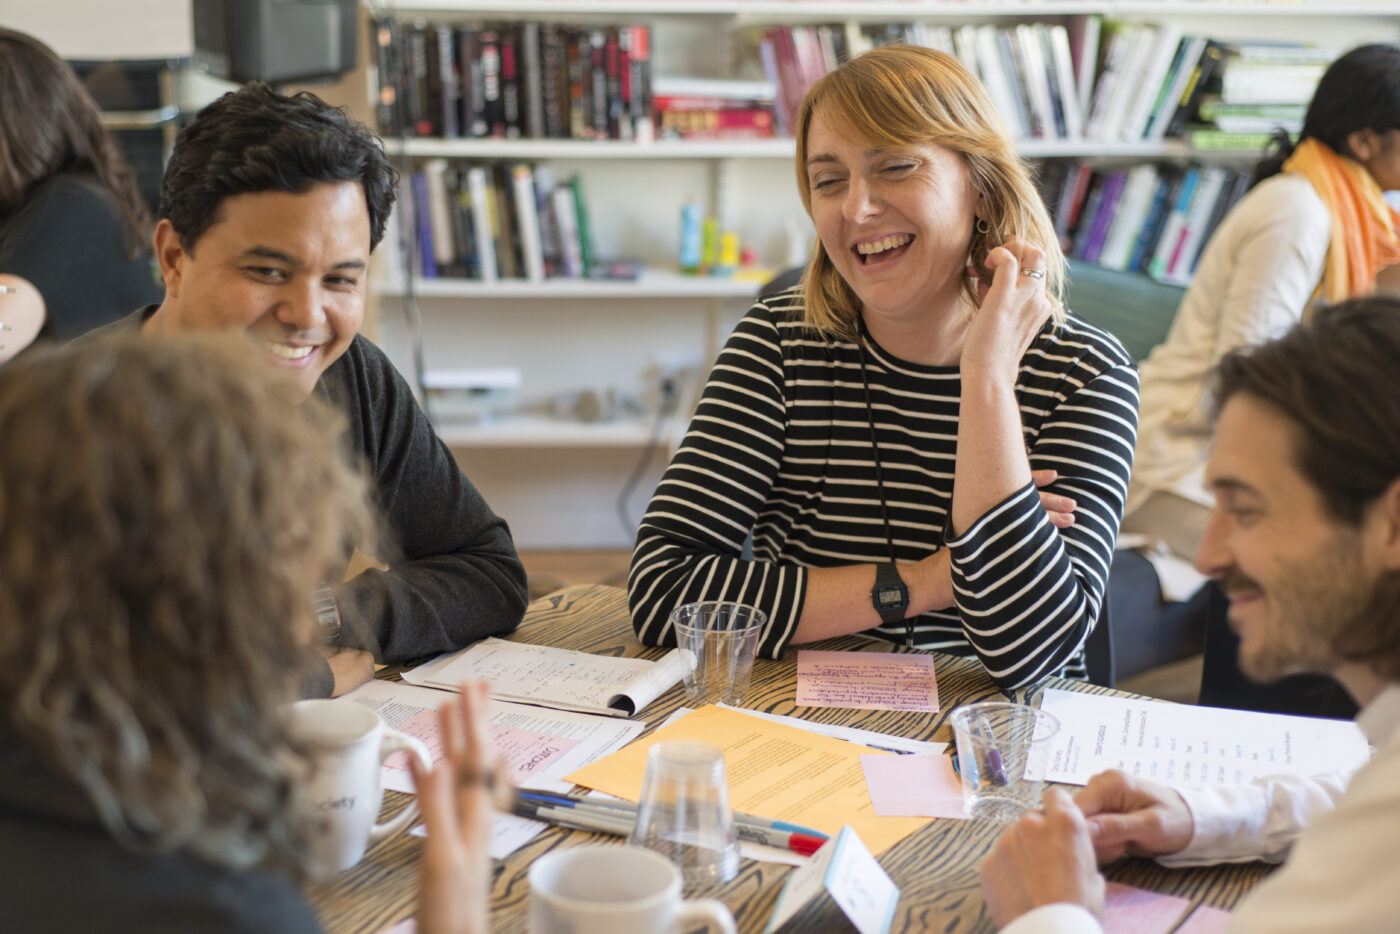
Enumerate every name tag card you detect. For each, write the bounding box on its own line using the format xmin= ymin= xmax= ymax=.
xmin=766 ymin=825 xmax=899 ymax=934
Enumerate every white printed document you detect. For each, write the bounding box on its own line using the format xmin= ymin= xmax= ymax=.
xmin=402 ymin=637 xmax=686 ymax=717
xmin=1036 ymin=688 xmax=1370 ymax=787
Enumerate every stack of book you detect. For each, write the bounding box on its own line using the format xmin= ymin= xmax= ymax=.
xmin=408 ymin=160 xmax=596 ymax=283
xmin=373 ymin=18 xmax=653 ymax=141
xmin=1187 ymin=43 xmax=1336 ymax=150
xmin=652 ymin=77 xmax=777 ymax=141
xmin=1038 ymin=160 xmax=1251 ymax=285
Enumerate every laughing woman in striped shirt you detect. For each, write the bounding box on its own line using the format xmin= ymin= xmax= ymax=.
xmin=629 ymin=45 xmax=1140 ymax=688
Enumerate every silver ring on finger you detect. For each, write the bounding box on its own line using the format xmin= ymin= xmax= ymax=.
xmin=1019 ymin=268 xmax=1045 ymax=280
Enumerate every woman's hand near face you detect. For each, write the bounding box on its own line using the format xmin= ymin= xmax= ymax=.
xmin=959 ymin=239 xmax=1053 ymax=385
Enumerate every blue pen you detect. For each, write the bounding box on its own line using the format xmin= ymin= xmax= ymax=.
xmin=516 ymin=789 xmax=829 ymax=840
xmin=970 ymin=716 xmax=1008 ymax=785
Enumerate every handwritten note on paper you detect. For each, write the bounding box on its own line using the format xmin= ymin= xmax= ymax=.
xmin=859 ymin=753 xmax=969 ymax=819
xmin=796 ymin=650 xmax=939 ymax=712
xmin=1172 ymin=904 xmax=1232 ymax=934
xmin=1101 ymin=882 xmax=1192 ymax=934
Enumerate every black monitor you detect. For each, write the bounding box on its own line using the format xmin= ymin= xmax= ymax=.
xmin=192 ymin=0 xmax=359 ymax=85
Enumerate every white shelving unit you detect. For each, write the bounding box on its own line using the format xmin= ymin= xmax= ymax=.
xmin=366 ymin=0 xmax=1400 ymax=547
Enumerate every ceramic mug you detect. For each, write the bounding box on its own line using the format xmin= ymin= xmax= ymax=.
xmin=286 ymin=698 xmax=431 ymax=877
xmin=529 ymin=844 xmax=738 ymax=934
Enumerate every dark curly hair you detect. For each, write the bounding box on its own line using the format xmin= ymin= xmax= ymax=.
xmin=160 ymin=83 xmax=397 ymax=253
xmin=0 ymin=331 xmax=375 ymax=878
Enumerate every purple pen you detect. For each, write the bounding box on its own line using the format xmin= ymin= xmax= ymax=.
xmin=971 ymin=715 xmax=1008 ymax=785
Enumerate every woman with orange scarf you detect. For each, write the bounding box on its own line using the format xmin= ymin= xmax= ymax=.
xmin=1122 ymin=44 xmax=1400 ymax=581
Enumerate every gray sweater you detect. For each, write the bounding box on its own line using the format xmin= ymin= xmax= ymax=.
xmin=111 ymin=308 xmax=530 ymax=693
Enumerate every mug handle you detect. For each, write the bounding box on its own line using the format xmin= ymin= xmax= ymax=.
xmin=676 ymin=898 xmax=737 ymax=934
xmin=369 ymin=727 xmax=433 ymax=842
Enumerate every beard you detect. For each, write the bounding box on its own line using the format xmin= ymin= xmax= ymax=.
xmin=1225 ymin=534 xmax=1373 ymax=684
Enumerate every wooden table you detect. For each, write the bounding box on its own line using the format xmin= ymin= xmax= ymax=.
xmin=309 ymin=584 xmax=1272 ymax=933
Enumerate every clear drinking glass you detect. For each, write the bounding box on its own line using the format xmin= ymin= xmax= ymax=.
xmin=669 ymin=601 xmax=765 ymax=707
xmin=628 ymin=740 xmax=741 ymax=890
xmin=949 ymin=702 xmax=1060 ymax=822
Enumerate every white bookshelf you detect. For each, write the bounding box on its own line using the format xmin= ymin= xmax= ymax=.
xmin=379 ymin=268 xmax=761 ymax=299
xmin=367 ymin=1 xmax=1400 ymax=548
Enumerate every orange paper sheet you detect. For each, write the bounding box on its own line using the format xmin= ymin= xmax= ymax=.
xmin=565 ymin=704 xmax=931 ymax=855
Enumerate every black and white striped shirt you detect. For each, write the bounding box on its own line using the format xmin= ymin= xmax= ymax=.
xmin=628 ymin=287 xmax=1140 ymax=688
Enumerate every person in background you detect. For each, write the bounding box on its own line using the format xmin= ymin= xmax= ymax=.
xmin=0 ymin=333 xmax=495 ymax=933
xmin=117 ymin=82 xmax=527 ymax=697
xmin=0 ymin=27 xmax=163 ymax=363
xmin=980 ymin=296 xmax=1400 ymax=933
xmin=629 ymin=45 xmax=1140 ymax=688
xmin=1123 ymin=43 xmax=1400 ymax=586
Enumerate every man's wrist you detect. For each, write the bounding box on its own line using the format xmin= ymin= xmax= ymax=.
xmin=313 ymin=585 xmax=342 ymax=644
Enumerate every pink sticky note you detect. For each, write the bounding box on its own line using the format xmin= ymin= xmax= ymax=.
xmin=796 ymin=649 xmax=939 ymax=711
xmin=1173 ymin=904 xmax=1232 ymax=934
xmin=1101 ymin=882 xmax=1192 ymax=934
xmin=859 ymin=753 xmax=969 ymax=819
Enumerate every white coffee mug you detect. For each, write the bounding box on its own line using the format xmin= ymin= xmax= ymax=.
xmin=529 ymin=844 xmax=737 ymax=934
xmin=286 ymin=698 xmax=431 ymax=877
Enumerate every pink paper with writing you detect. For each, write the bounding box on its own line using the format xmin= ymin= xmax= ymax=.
xmin=1172 ymin=904 xmax=1232 ymax=934
xmin=1101 ymin=882 xmax=1192 ymax=934
xmin=383 ymin=709 xmax=579 ymax=785
xmin=796 ymin=649 xmax=939 ymax=711
xmin=859 ymin=752 xmax=969 ymax=819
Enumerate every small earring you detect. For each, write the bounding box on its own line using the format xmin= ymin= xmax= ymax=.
xmin=975 ymin=217 xmax=989 ymax=235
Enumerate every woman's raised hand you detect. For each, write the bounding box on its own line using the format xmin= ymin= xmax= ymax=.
xmin=411 ymin=682 xmax=506 ymax=934
xmin=961 ymin=238 xmax=1053 ymax=384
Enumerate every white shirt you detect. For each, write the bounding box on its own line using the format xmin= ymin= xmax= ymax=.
xmin=1126 ymin=173 xmax=1330 ymax=518
xmin=1003 ymin=683 xmax=1400 ymax=934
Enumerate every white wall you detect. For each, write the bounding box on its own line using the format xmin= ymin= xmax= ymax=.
xmin=2 ymin=0 xmax=191 ymax=59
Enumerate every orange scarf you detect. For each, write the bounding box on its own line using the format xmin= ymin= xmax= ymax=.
xmin=1283 ymin=138 xmax=1400 ymax=306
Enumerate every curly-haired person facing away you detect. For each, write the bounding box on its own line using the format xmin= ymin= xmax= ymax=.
xmin=0 ymin=333 xmax=494 ymax=934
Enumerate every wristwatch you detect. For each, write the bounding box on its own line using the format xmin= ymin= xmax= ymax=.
xmin=871 ymin=561 xmax=909 ymax=624
xmin=313 ymin=585 xmax=343 ymax=644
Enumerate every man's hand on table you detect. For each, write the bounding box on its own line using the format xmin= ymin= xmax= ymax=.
xmin=1075 ymin=770 xmax=1195 ymax=862
xmin=319 ymin=646 xmax=375 ymax=697
xmin=979 ymin=788 xmax=1105 ymax=928
xmin=410 ymin=682 xmax=503 ymax=934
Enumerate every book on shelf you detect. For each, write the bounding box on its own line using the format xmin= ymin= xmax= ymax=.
xmin=1187 ymin=128 xmax=1275 ymax=151
xmin=373 ymin=17 xmax=654 ymax=143
xmin=510 ymin=163 xmax=547 ymax=283
xmin=1164 ymin=39 xmax=1227 ymax=139
xmin=1099 ymin=164 xmax=1161 ymax=271
xmin=1127 ymin=171 xmax=1176 ymax=274
xmin=1121 ymin=24 xmax=1184 ymax=142
xmin=465 ymin=166 xmax=497 ymax=284
xmin=405 ymin=158 xmax=602 ymax=285
xmin=1163 ymin=165 xmax=1230 ymax=284
xmin=1148 ymin=166 xmax=1201 ymax=281
xmin=1067 ymin=15 xmax=1101 ymax=129
xmin=1142 ymin=35 xmax=1206 ymax=142
xmin=1198 ymin=97 xmax=1306 ymax=134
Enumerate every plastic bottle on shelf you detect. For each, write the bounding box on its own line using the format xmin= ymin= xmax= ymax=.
xmin=679 ymin=200 xmax=703 ymax=274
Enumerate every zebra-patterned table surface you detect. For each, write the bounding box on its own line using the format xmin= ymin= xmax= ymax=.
xmin=309 ymin=583 xmax=1271 ymax=934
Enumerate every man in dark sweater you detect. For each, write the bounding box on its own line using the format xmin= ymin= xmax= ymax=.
xmin=131 ymin=83 xmax=527 ymax=696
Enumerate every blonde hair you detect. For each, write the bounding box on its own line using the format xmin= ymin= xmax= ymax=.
xmin=793 ymin=44 xmax=1066 ymax=339
xmin=0 ymin=332 xmax=375 ymax=879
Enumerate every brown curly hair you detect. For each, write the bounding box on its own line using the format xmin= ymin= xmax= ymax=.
xmin=794 ymin=44 xmax=1066 ymax=340
xmin=0 ymin=331 xmax=374 ymax=878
